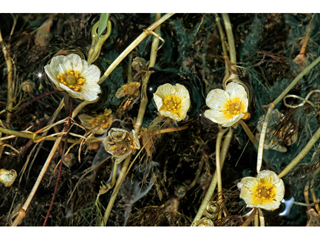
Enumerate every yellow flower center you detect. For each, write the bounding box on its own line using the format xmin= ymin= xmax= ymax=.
xmin=221 ymin=97 xmax=246 ymax=120
xmin=251 ymin=177 xmax=277 ymax=205
xmin=90 ymin=109 xmax=112 ymax=129
xmin=57 ymin=69 xmax=86 ymax=92
xmin=159 ymin=95 xmax=182 ymax=117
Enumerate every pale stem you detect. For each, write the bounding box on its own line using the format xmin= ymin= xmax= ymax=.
xmin=257 ymin=55 xmax=320 ymax=175
xmin=100 ymin=155 xmax=131 ymax=226
xmin=273 ymin=55 xmax=320 ymax=106
xmin=100 ymin=13 xmax=165 ymax=226
xmin=0 ymin=30 xmax=14 ymax=125
xmin=310 ymin=179 xmax=320 ymax=213
xmin=127 ymin=53 xmax=133 ymax=83
xmin=258 ymin=208 xmax=265 ymax=226
xmin=150 ymin=125 xmax=188 ymax=135
xmin=239 ymin=120 xmax=258 ymax=148
xmin=216 ymin=127 xmax=228 ymax=219
xmin=257 ymin=104 xmax=274 ymax=174
xmin=278 ymin=126 xmax=320 ymax=179
xmin=241 ymin=208 xmax=257 ymax=226
xmin=221 ymin=13 xmax=236 ymax=71
xmin=191 ymin=127 xmax=233 ymax=225
xmin=11 ymin=130 xmax=65 ymax=226
xmin=98 ymin=13 xmax=174 ymax=85
xmin=304 ymin=181 xmax=311 ymax=210
xmin=187 ymin=157 xmax=205 ymax=190
xmin=72 ymin=99 xmax=98 ymax=119
xmin=214 ymin=13 xmax=228 ymax=59
xmin=254 ymin=209 xmax=259 ymax=226
xmin=134 ymin=13 xmax=162 ymax=134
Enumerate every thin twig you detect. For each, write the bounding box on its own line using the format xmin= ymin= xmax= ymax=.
xmin=98 ymin=13 xmax=174 ymax=85
xmin=278 ymin=126 xmax=320 ymax=179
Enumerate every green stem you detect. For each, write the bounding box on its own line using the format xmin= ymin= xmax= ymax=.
xmin=134 ymin=13 xmax=162 ymax=133
xmin=241 ymin=208 xmax=257 ymax=227
xmin=191 ymin=127 xmax=232 ymax=225
xmin=100 ymin=155 xmax=131 ymax=226
xmin=239 ymin=120 xmax=258 ymax=149
xmin=72 ymin=99 xmax=98 ymax=119
xmin=273 ymin=55 xmax=320 ymax=106
xmin=216 ymin=127 xmax=228 ymax=208
xmin=100 ymin=13 xmax=164 ymax=226
xmin=221 ymin=13 xmax=236 ymax=70
xmin=257 ymin=54 xmax=320 ymax=175
xmin=98 ymin=13 xmax=174 ymax=85
xmin=278 ymin=126 xmax=320 ymax=179
xmin=257 ymin=104 xmax=274 ymax=174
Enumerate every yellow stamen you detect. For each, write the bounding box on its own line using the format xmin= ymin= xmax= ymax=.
xmin=159 ymin=94 xmax=182 ymax=118
xmin=57 ymin=68 xmax=86 ymax=92
xmin=221 ymin=97 xmax=246 ymax=120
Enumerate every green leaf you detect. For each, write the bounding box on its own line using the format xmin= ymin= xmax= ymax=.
xmin=97 ymin=13 xmax=110 ymax=37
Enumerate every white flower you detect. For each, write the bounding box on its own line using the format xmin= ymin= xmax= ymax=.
xmin=237 ymin=170 xmax=285 ymax=211
xmin=44 ymin=53 xmax=101 ymax=101
xmin=153 ymin=83 xmax=190 ymax=121
xmin=204 ymin=82 xmax=249 ymax=127
xmin=103 ymin=128 xmax=140 ymax=164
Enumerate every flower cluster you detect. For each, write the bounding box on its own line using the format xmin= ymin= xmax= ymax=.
xmin=237 ymin=170 xmax=285 ymax=211
xmin=44 ymin=53 xmax=101 ymax=101
xmin=103 ymin=128 xmax=140 ymax=164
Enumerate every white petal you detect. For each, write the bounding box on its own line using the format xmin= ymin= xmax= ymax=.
xmin=44 ymin=65 xmax=60 ymax=89
xmin=81 ymin=63 xmax=100 ymax=83
xmin=258 ymin=200 xmax=281 ymax=211
xmin=55 ymin=55 xmax=72 ymax=73
xmin=159 ymin=110 xmax=181 ymax=121
xmin=221 ymin=113 xmax=244 ymax=127
xmin=225 ymin=82 xmax=247 ymax=102
xmin=66 ymin=53 xmax=83 ymax=72
xmin=180 ymin=97 xmax=190 ymax=120
xmin=206 ymin=89 xmax=230 ymax=111
xmin=153 ymin=94 xmax=163 ymax=110
xmin=59 ymin=83 xmax=81 ymax=98
xmin=80 ymin=84 xmax=101 ymax=101
xmin=256 ymin=170 xmax=279 ymax=181
xmin=204 ymin=109 xmax=229 ymax=125
xmin=154 ymin=83 xmax=175 ymax=99
xmin=174 ymin=84 xmax=190 ymax=99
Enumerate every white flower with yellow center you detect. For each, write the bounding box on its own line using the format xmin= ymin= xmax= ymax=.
xmin=44 ymin=53 xmax=101 ymax=101
xmin=153 ymin=83 xmax=190 ymax=121
xmin=237 ymin=170 xmax=285 ymax=211
xmin=204 ymin=82 xmax=249 ymax=127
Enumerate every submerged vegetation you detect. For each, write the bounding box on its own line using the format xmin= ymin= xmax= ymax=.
xmin=0 ymin=13 xmax=320 ymax=226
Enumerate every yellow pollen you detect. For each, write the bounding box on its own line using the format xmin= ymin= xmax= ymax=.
xmin=159 ymin=94 xmax=182 ymax=117
xmin=252 ymin=179 xmax=277 ymax=206
xmin=57 ymin=69 xmax=86 ymax=92
xmin=221 ymin=97 xmax=246 ymax=120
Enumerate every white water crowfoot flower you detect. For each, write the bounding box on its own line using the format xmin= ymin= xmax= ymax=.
xmin=153 ymin=83 xmax=190 ymax=121
xmin=44 ymin=53 xmax=101 ymax=101
xmin=103 ymin=128 xmax=140 ymax=164
xmin=237 ymin=170 xmax=285 ymax=211
xmin=204 ymin=82 xmax=249 ymax=127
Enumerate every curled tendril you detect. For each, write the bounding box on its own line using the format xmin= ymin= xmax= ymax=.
xmin=283 ymin=90 xmax=320 ymax=109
